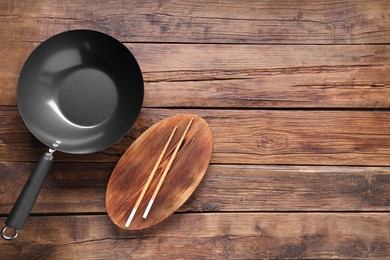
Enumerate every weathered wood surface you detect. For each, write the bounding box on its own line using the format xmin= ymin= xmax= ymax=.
xmin=1 ymin=107 xmax=390 ymax=166
xmin=1 ymin=0 xmax=389 ymax=44
xmin=1 ymin=42 xmax=389 ymax=107
xmin=1 ymin=213 xmax=390 ymax=259
xmin=1 ymin=0 xmax=390 ymax=258
xmin=1 ymin=163 xmax=390 ymax=214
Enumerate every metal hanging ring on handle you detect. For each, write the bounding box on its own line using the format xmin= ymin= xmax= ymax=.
xmin=1 ymin=225 xmax=18 ymax=240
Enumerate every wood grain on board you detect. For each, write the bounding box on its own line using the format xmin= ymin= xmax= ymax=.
xmin=0 ymin=0 xmax=389 ymax=44
xmin=1 ymin=42 xmax=389 ymax=107
xmin=1 ymin=163 xmax=390 ymax=214
xmin=0 ymin=213 xmax=389 ymax=259
xmin=1 ymin=107 xmax=390 ymax=166
xmin=106 ymin=114 xmax=213 ymax=230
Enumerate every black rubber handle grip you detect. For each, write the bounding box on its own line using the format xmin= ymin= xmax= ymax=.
xmin=5 ymin=152 xmax=53 ymax=229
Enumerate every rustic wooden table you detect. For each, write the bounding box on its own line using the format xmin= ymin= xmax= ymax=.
xmin=1 ymin=0 xmax=389 ymax=259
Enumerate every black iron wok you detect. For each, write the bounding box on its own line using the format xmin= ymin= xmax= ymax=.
xmin=1 ymin=30 xmax=144 ymax=240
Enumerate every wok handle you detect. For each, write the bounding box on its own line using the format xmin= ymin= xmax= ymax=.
xmin=1 ymin=152 xmax=53 ymax=240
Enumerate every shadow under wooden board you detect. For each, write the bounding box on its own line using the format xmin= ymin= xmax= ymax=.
xmin=106 ymin=114 xmax=213 ymax=230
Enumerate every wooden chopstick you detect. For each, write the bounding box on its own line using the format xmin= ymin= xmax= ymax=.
xmin=124 ymin=126 xmax=178 ymax=227
xmin=143 ymin=118 xmax=194 ymax=219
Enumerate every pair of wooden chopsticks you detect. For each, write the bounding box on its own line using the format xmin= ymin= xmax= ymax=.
xmin=125 ymin=118 xmax=193 ymax=227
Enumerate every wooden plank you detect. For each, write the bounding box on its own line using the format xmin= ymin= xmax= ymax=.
xmin=0 ymin=162 xmax=112 ymax=214
xmin=0 ymin=0 xmax=389 ymax=44
xmin=1 ymin=107 xmax=390 ymax=166
xmin=0 ymin=42 xmax=37 ymax=106
xmin=183 ymin=165 xmax=390 ymax=212
xmin=1 ymin=163 xmax=390 ymax=214
xmin=1 ymin=42 xmax=389 ymax=107
xmin=0 ymin=213 xmax=389 ymax=259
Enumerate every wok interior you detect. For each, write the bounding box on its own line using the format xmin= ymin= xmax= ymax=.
xmin=17 ymin=30 xmax=143 ymax=154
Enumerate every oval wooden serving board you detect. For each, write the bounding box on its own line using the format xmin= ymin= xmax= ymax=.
xmin=106 ymin=114 xmax=213 ymax=230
